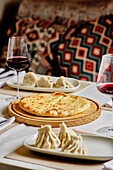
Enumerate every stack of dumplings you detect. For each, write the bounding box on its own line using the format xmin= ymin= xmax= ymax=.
xmin=34 ymin=122 xmax=87 ymax=155
xmin=23 ymin=72 xmax=74 ymax=88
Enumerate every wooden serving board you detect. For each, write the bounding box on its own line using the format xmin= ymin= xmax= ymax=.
xmin=8 ymin=98 xmax=101 ymax=127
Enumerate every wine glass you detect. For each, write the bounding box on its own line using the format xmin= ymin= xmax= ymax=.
xmin=97 ymin=53 xmax=113 ymax=137
xmin=6 ymin=36 xmax=29 ymax=102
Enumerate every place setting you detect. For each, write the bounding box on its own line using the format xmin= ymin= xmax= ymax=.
xmin=1 ymin=37 xmax=113 ymax=170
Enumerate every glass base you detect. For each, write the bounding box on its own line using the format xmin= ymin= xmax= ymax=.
xmin=5 ymin=96 xmax=16 ymax=102
xmin=97 ymin=126 xmax=113 ymax=138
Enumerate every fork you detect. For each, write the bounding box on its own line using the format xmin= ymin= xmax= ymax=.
xmin=0 ymin=117 xmax=15 ymax=127
xmin=0 ymin=119 xmax=8 ymax=124
xmin=0 ymin=73 xmax=14 ymax=80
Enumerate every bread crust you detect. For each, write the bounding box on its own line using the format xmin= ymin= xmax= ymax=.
xmin=19 ymin=92 xmax=90 ymax=117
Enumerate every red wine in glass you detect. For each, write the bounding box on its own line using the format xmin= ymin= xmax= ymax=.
xmin=7 ymin=56 xmax=29 ymax=71
xmin=96 ymin=53 xmax=113 ymax=137
xmin=6 ymin=36 xmax=29 ymax=102
xmin=97 ymin=83 xmax=113 ymax=95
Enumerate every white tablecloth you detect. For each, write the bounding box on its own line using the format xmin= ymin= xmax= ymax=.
xmin=0 ymin=81 xmax=112 ymax=170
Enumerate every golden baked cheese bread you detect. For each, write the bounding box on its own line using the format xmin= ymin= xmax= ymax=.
xmin=19 ymin=92 xmax=90 ymax=117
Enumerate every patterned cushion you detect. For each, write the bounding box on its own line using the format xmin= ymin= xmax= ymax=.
xmin=25 ymin=25 xmax=53 ymax=75
xmin=0 ymin=17 xmax=65 ymax=75
xmin=25 ymin=20 xmax=66 ymax=74
xmin=0 ymin=16 xmax=37 ymax=69
xmin=52 ymin=14 xmax=113 ymax=82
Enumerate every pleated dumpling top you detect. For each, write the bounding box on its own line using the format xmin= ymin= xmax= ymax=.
xmin=35 ymin=76 xmax=53 ymax=88
xmin=34 ymin=125 xmax=60 ymax=149
xmin=59 ymin=122 xmax=77 ymax=147
xmin=61 ymin=135 xmax=87 ymax=155
xmin=54 ymin=76 xmax=74 ymax=88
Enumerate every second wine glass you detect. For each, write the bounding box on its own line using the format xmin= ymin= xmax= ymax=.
xmin=7 ymin=36 xmax=29 ymax=101
xmin=97 ymin=53 xmax=113 ymax=137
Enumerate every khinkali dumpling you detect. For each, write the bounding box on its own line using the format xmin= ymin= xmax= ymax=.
xmin=35 ymin=76 xmax=53 ymax=88
xmin=23 ymin=72 xmax=37 ymax=87
xmin=61 ymin=135 xmax=87 ymax=155
xmin=34 ymin=125 xmax=60 ymax=149
xmin=54 ymin=76 xmax=74 ymax=88
xmin=59 ymin=122 xmax=77 ymax=147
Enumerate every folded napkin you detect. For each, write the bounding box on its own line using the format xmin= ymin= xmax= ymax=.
xmin=0 ymin=69 xmax=26 ymax=88
xmin=102 ymin=159 xmax=113 ymax=170
xmin=0 ymin=123 xmax=37 ymax=157
xmin=0 ymin=68 xmax=15 ymax=77
xmin=0 ymin=117 xmax=15 ymax=131
xmin=0 ymin=69 xmax=16 ymax=87
xmin=0 ymin=68 xmax=5 ymax=73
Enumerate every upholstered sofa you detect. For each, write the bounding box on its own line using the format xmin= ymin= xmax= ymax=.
xmin=1 ymin=0 xmax=113 ymax=82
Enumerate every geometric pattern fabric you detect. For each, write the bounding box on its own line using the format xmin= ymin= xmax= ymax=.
xmin=1 ymin=14 xmax=113 ymax=82
xmin=52 ymin=14 xmax=113 ymax=82
xmin=1 ymin=17 xmax=65 ymax=75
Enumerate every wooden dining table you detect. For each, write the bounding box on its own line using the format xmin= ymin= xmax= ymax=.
xmin=0 ymin=78 xmax=112 ymax=170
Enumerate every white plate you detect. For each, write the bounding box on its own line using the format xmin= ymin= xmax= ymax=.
xmin=24 ymin=133 xmax=113 ymax=161
xmin=6 ymin=74 xmax=80 ymax=92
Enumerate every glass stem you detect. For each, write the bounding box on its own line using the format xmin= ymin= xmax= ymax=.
xmin=111 ymin=97 xmax=113 ymax=130
xmin=17 ymin=71 xmax=19 ymax=99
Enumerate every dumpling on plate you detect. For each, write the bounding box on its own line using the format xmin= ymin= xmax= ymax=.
xmin=61 ymin=135 xmax=87 ymax=155
xmin=34 ymin=125 xmax=60 ymax=150
xmin=59 ymin=122 xmax=77 ymax=147
xmin=54 ymin=76 xmax=74 ymax=88
xmin=35 ymin=76 xmax=53 ymax=88
xmin=23 ymin=72 xmax=37 ymax=87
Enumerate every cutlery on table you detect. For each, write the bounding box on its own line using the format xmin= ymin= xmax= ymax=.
xmin=0 ymin=73 xmax=14 ymax=80
xmin=0 ymin=119 xmax=9 ymax=124
xmin=0 ymin=117 xmax=15 ymax=130
xmin=0 ymin=69 xmax=15 ymax=88
xmin=0 ymin=68 xmax=10 ymax=75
